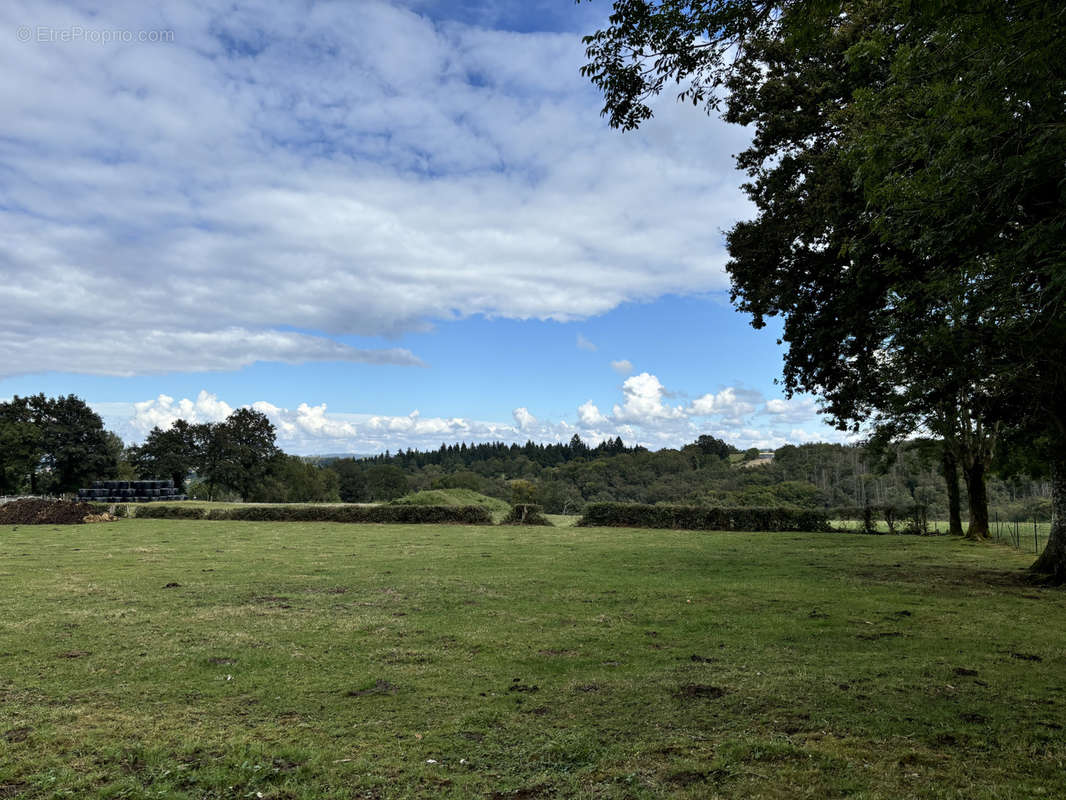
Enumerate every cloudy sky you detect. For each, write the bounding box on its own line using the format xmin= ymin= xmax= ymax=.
xmin=0 ymin=0 xmax=847 ymax=454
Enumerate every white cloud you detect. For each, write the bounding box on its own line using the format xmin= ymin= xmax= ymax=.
xmin=689 ymin=387 xmax=757 ymax=422
xmin=577 ymin=400 xmax=608 ymax=427
xmin=513 ymin=407 xmax=537 ymax=430
xmin=0 ymin=328 xmax=423 ymax=379
xmin=611 ymin=372 xmax=685 ymax=425
xmin=610 ymin=359 xmax=633 ymax=376
xmin=576 ymin=334 xmax=597 ymax=352
xmin=764 ymin=396 xmax=822 ymax=423
xmin=130 ymin=390 xmax=234 ymax=434
xmin=0 ymin=0 xmax=752 ymax=377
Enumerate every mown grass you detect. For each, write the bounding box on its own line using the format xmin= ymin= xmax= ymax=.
xmin=1 ymin=521 xmax=1063 ymax=799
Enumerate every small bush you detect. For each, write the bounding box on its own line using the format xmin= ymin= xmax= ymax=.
xmin=500 ymin=504 xmax=552 ymax=526
xmin=576 ymin=503 xmax=830 ymax=532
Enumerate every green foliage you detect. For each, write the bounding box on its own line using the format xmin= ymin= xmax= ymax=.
xmin=330 ymin=457 xmax=369 ymax=502
xmin=581 ymin=0 xmax=1066 ymax=572
xmin=509 ymin=479 xmax=537 ymax=505
xmin=0 ymin=395 xmax=42 ymax=493
xmin=127 ymin=503 xmax=492 ymax=524
xmin=247 ymin=454 xmax=341 ymax=503
xmin=199 ymin=504 xmax=492 ymax=525
xmin=734 ymin=481 xmax=825 ymax=509
xmin=0 ymin=394 xmax=117 ymax=494
xmin=432 ymin=469 xmax=487 ymax=492
xmin=577 ymin=503 xmax=830 ymax=532
xmin=363 ymin=464 xmax=409 ymax=501
xmin=128 ymin=419 xmax=199 ymax=491
xmin=206 ymin=408 xmax=280 ymax=501
xmin=390 ymin=488 xmax=510 ymax=514
xmin=135 ymin=504 xmax=209 ymax=520
xmin=325 ymin=437 xmax=1046 ymax=523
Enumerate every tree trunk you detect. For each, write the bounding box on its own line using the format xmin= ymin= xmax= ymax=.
xmin=943 ymin=449 xmax=964 ymax=536
xmin=963 ymin=459 xmax=990 ymax=540
xmin=1031 ymin=450 xmax=1066 ymax=583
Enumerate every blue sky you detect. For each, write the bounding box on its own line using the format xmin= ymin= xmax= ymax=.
xmin=0 ymin=0 xmax=847 ymax=454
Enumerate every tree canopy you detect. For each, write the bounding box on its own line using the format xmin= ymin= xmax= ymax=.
xmin=0 ymin=394 xmax=117 ymax=494
xmin=581 ymin=0 xmax=1066 ymax=576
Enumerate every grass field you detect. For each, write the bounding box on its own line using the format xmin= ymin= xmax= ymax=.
xmin=1 ymin=520 xmax=1063 ymax=799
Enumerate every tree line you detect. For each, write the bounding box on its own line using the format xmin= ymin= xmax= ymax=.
xmin=1 ymin=395 xmax=1051 ymax=525
xmin=0 ymin=395 xmax=331 ymax=504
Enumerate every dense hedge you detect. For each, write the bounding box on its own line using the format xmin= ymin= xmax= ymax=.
xmin=500 ymin=504 xmax=553 ymax=526
xmin=576 ymin=503 xmax=830 ymax=532
xmin=123 ymin=503 xmax=492 ymax=525
xmin=134 ymin=504 xmax=207 ymax=519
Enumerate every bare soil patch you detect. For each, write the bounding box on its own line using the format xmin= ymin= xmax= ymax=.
xmin=0 ymin=499 xmax=96 ymax=525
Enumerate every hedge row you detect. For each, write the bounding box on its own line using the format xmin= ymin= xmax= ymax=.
xmin=576 ymin=503 xmax=831 ymax=532
xmin=127 ymin=503 xmax=493 ymax=525
xmin=133 ymin=504 xmax=206 ymax=519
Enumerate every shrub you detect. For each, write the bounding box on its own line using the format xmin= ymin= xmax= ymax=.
xmin=500 ymin=504 xmax=552 ymax=526
xmin=576 ymin=503 xmax=830 ymax=532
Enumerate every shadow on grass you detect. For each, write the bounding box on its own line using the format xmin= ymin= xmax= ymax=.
xmin=854 ymin=561 xmax=1050 ymax=594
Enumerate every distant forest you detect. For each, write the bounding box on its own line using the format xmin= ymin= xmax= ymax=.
xmin=324 ymin=435 xmax=1052 ymax=521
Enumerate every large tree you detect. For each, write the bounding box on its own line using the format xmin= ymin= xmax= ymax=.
xmin=582 ymin=0 xmax=996 ymax=537
xmin=0 ymin=394 xmax=117 ymax=494
xmin=581 ymin=1 xmax=1062 ymax=559
xmin=129 ymin=419 xmax=199 ymax=491
xmin=197 ymin=409 xmax=280 ymax=501
xmin=841 ymin=0 xmax=1065 ymax=572
xmin=38 ymin=394 xmax=119 ymax=493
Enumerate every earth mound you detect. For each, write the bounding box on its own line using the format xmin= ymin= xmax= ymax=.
xmin=0 ymin=499 xmax=97 ymax=525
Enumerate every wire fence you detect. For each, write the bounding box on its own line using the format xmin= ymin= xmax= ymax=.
xmin=833 ymin=513 xmax=1054 ymax=555
xmin=991 ymin=514 xmax=1053 ymax=555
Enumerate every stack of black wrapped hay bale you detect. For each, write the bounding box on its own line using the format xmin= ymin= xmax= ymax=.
xmin=78 ymin=480 xmax=187 ymax=503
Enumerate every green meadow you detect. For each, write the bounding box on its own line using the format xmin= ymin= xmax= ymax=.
xmin=1 ymin=520 xmax=1063 ymax=799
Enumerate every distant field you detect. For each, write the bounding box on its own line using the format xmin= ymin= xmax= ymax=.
xmin=833 ymin=518 xmax=1054 ymax=554
xmin=1 ymin=521 xmax=1063 ymax=799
